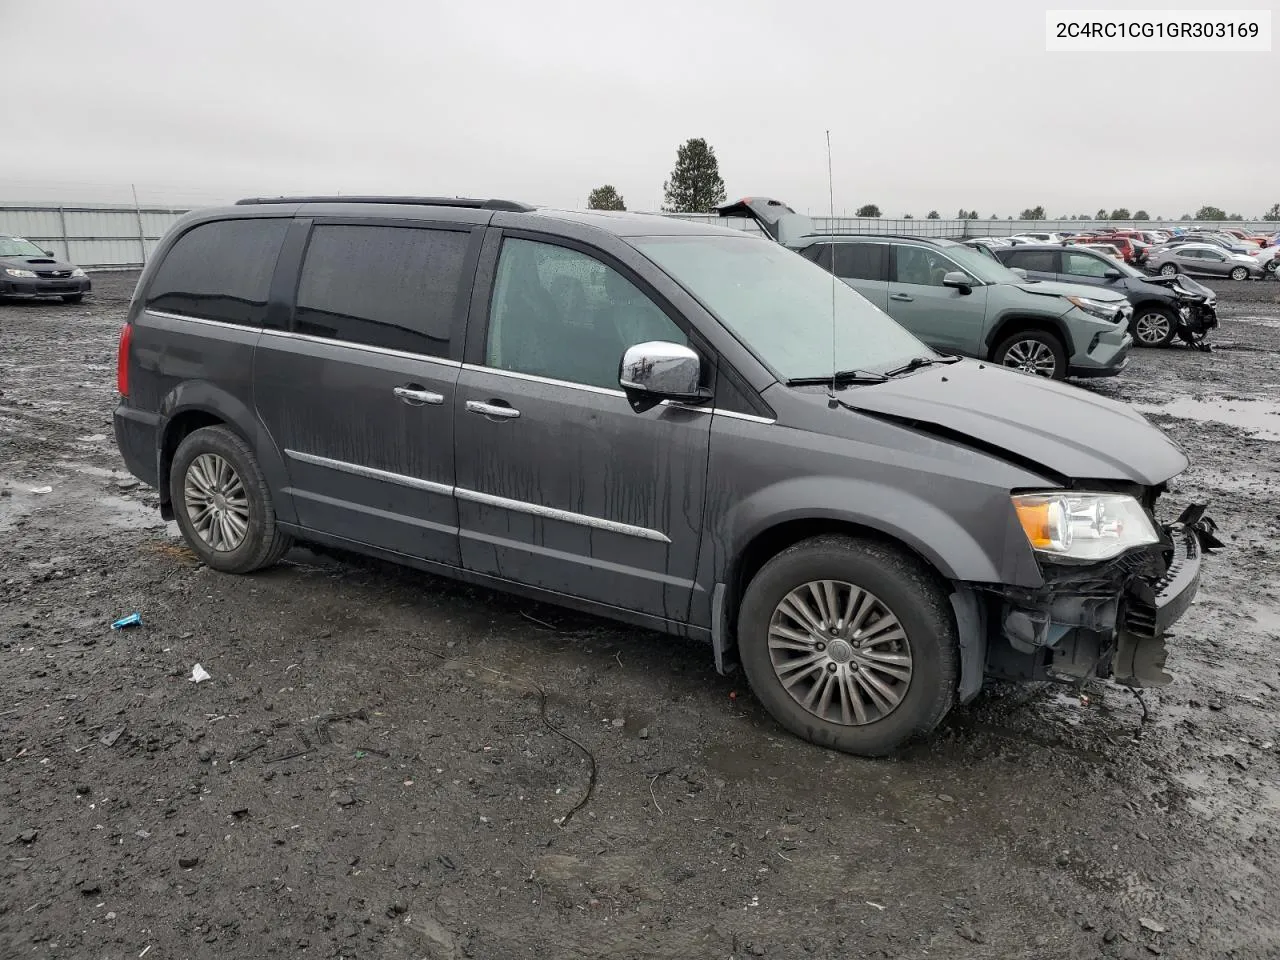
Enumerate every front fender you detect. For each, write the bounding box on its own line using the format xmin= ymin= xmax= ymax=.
xmin=722 ymin=474 xmax=1037 ymax=588
xmin=157 ymin=380 xmax=296 ymax=525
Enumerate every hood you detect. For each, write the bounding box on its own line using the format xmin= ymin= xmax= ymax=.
xmin=0 ymin=254 xmax=78 ymax=272
xmin=837 ymin=360 xmax=1188 ymax=486
xmin=1141 ymin=274 xmax=1212 ymax=300
xmin=1010 ymin=279 xmax=1128 ymax=303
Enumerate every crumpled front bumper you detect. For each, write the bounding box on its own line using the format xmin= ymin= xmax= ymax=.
xmin=1112 ymin=505 xmax=1221 ymax=686
xmin=984 ymin=504 xmax=1221 ymax=688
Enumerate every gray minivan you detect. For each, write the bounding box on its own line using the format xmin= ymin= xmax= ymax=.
xmin=113 ymin=196 xmax=1217 ymax=756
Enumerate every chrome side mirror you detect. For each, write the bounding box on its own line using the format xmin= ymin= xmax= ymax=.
xmin=619 ymin=341 xmax=705 ymax=403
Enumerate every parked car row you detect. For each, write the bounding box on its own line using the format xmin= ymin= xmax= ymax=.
xmin=111 ymin=193 xmax=1219 ymax=757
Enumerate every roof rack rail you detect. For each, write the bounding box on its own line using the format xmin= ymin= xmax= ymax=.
xmin=234 ymin=195 xmax=535 ymax=212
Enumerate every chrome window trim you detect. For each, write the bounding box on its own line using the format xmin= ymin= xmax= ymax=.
xmin=714 ymin=409 xmax=776 ymax=424
xmin=260 ymin=327 xmax=461 ymax=367
xmin=285 ymin=449 xmax=454 ymax=496
xmin=145 ymin=309 xmax=256 ymax=330
xmin=146 ymin=311 xmax=462 ymax=367
xmin=460 ymin=363 xmax=626 ymax=398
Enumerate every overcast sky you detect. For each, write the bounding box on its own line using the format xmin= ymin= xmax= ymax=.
xmin=2 ymin=0 xmax=1275 ymax=215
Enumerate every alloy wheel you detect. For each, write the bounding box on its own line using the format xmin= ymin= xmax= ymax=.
xmin=1230 ymin=266 xmax=1248 ymax=281
xmin=184 ymin=453 xmax=250 ymax=551
xmin=1134 ymin=312 xmax=1172 ymax=345
xmin=1160 ymin=264 xmax=1178 ymax=276
xmin=767 ymin=580 xmax=913 ymax=726
xmin=1002 ymin=339 xmax=1058 ymax=377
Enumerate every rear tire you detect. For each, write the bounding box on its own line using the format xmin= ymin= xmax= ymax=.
xmin=737 ymin=536 xmax=959 ymax=757
xmin=61 ymin=293 xmax=83 ymax=304
xmin=170 ymin=425 xmax=293 ymax=573
xmin=993 ymin=329 xmax=1067 ymax=380
xmin=1229 ymin=266 xmax=1249 ymax=281
xmin=1131 ymin=306 xmax=1178 ymax=347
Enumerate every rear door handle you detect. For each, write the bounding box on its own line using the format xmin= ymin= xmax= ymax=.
xmin=394 ymin=386 xmax=444 ymax=406
xmin=466 ymin=399 xmax=520 ymax=420
xmin=889 ymin=293 xmax=914 ymax=302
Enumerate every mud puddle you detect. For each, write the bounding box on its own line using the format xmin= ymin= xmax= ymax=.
xmin=1135 ymin=396 xmax=1280 ymax=442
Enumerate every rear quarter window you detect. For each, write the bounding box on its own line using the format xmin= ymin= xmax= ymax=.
xmin=145 ymin=218 xmax=288 ymax=326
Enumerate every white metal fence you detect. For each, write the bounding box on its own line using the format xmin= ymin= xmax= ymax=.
xmin=0 ymin=202 xmax=189 ymax=268
xmin=2 ymin=200 xmax=1275 ymax=269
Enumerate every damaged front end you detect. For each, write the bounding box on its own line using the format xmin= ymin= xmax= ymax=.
xmin=1145 ymin=274 xmax=1219 ymax=350
xmin=985 ymin=502 xmax=1222 ymax=689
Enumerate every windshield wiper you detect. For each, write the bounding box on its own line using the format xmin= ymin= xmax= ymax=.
xmin=786 ymin=368 xmax=889 ymax=386
xmin=885 ymin=355 xmax=959 ymax=377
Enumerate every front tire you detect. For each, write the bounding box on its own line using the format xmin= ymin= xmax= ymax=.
xmin=1159 ymin=263 xmax=1178 ymax=277
xmin=1229 ymin=266 xmax=1249 ymax=281
xmin=737 ymin=536 xmax=959 ymax=757
xmin=1131 ymin=306 xmax=1178 ymax=347
xmin=993 ymin=329 xmax=1067 ymax=380
xmin=170 ymin=425 xmax=293 ymax=573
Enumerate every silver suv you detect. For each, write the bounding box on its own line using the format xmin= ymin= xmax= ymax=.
xmin=113 ymin=196 xmax=1216 ymax=756
xmin=720 ymin=199 xmax=1133 ymax=380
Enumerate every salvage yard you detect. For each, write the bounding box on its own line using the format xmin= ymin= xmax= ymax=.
xmin=2 ymin=272 xmax=1280 ymax=959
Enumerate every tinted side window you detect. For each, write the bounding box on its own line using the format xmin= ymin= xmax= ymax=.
xmin=892 ymin=245 xmax=962 ymax=286
xmin=1064 ymin=252 xmax=1109 ymax=277
xmin=486 ymin=238 xmax=686 ymax=390
xmin=1005 ymin=249 xmax=1059 ymax=273
xmin=295 ymin=225 xmax=470 ymax=357
xmin=801 ymin=243 xmax=833 ymax=269
xmin=146 ymin=218 xmax=288 ymax=326
xmin=833 ymin=243 xmax=885 ymax=281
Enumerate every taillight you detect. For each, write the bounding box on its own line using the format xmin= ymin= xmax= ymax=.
xmin=116 ymin=323 xmax=132 ymax=396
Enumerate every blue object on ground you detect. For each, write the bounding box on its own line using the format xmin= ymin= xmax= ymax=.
xmin=111 ymin=613 xmax=142 ymax=630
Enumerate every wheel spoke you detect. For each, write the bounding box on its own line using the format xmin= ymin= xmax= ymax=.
xmin=847 ymin=589 xmax=876 ymax=634
xmin=223 ymin=509 xmax=248 ymax=542
xmin=840 ymin=668 xmax=870 ymax=725
xmin=859 ymin=654 xmax=912 ymax=684
xmin=775 ymin=651 xmax=825 ymax=679
xmin=778 ymin=593 xmax=825 ymax=636
xmin=854 ymin=669 xmax=896 ymax=715
xmin=803 ymin=669 xmax=833 ymax=712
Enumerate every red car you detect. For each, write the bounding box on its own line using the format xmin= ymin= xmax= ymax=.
xmin=1066 ymin=234 xmax=1140 ymax=264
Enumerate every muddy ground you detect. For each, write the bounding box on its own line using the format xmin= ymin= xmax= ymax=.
xmin=2 ymin=272 xmax=1279 ymax=960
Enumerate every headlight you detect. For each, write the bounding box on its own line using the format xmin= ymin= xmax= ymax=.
xmin=1066 ymin=295 xmax=1122 ymax=322
xmin=1012 ymin=492 xmax=1159 ymax=561
xmin=71 ymin=267 xmax=86 ymax=278
xmin=4 ymin=267 xmax=37 ymax=278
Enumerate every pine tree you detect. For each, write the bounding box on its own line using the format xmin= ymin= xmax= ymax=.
xmin=586 ymin=185 xmax=626 ymax=211
xmin=661 ymin=139 xmax=727 ymax=213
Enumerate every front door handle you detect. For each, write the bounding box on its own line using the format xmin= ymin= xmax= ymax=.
xmin=889 ymin=293 xmax=914 ymax=302
xmin=394 ymin=386 xmax=444 ymax=406
xmin=466 ymin=399 xmax=520 ymax=420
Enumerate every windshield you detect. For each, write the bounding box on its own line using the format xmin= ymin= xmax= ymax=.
xmin=935 ymin=242 xmax=1026 ymax=284
xmin=632 ymin=235 xmax=930 ymax=380
xmin=0 ymin=236 xmax=48 ymax=258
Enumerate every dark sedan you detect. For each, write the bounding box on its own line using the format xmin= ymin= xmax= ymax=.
xmin=995 ymin=244 xmax=1217 ymax=348
xmin=0 ymin=234 xmax=92 ymax=302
